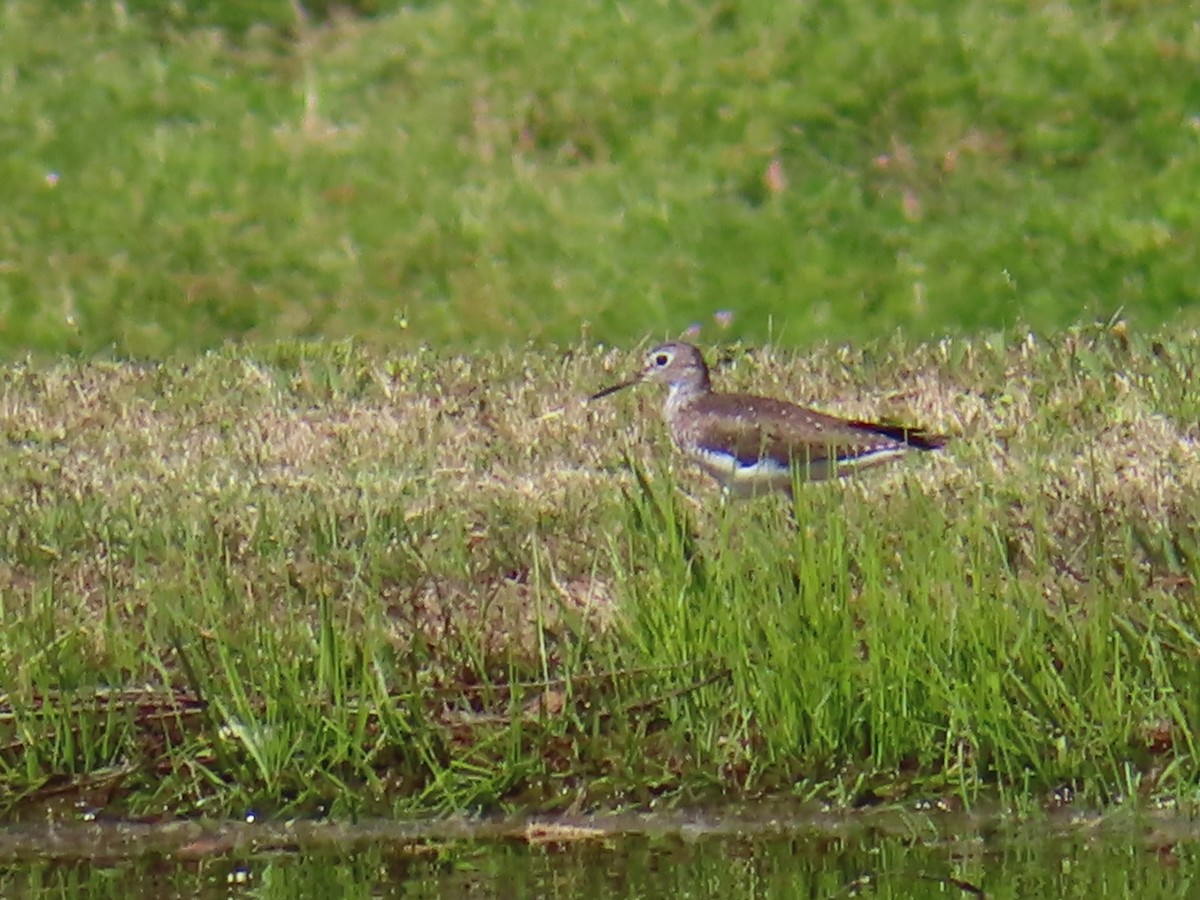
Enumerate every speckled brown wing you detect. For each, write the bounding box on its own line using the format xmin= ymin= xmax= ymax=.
xmin=678 ymin=393 xmax=939 ymax=467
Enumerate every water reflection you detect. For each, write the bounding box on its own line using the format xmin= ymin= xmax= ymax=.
xmin=0 ymin=809 xmax=1196 ymax=898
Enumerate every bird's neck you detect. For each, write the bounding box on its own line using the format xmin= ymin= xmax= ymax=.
xmin=664 ymin=372 xmax=711 ymax=419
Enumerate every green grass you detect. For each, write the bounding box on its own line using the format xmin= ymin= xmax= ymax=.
xmin=2 ymin=0 xmax=1199 ymax=357
xmin=2 ymin=323 xmax=1200 ymax=817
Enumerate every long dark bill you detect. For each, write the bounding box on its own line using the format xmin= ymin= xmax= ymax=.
xmin=589 ymin=378 xmax=640 ymax=401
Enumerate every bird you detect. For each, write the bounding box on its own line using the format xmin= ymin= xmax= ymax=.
xmin=590 ymin=341 xmax=946 ymax=498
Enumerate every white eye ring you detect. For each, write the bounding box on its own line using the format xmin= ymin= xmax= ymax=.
xmin=654 ymin=353 xmax=670 ymax=366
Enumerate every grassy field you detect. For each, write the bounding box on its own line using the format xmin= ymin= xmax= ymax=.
xmin=3 ymin=0 xmax=1200 ymax=823
xmin=2 ymin=0 xmax=1199 ymax=357
xmin=2 ymin=322 xmax=1200 ymax=817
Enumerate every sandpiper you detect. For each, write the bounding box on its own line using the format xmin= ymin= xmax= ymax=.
xmin=591 ymin=342 xmax=946 ymax=497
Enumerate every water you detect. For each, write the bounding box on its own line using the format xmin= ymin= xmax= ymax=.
xmin=1 ymin=807 xmax=1197 ymax=897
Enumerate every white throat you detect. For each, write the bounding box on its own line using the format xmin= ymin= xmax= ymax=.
xmin=664 ymin=379 xmax=700 ymax=420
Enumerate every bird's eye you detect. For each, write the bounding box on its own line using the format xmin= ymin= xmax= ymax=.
xmin=654 ymin=353 xmax=670 ymax=367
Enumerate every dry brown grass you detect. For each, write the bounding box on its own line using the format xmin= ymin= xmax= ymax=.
xmin=1 ymin=325 xmax=1197 ymax=666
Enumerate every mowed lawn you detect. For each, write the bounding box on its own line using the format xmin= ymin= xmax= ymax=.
xmin=1 ymin=0 xmax=1197 ymax=357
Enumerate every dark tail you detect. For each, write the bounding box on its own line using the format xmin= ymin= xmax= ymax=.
xmin=852 ymin=421 xmax=948 ymax=451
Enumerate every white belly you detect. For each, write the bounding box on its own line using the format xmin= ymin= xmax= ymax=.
xmin=687 ymin=446 xmax=909 ymax=497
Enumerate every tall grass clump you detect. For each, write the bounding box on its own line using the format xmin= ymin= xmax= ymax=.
xmin=613 ymin=324 xmax=1200 ymax=807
